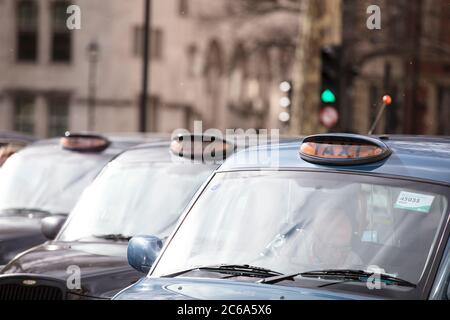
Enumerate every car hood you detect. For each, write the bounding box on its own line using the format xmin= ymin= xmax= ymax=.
xmin=0 ymin=215 xmax=47 ymax=265
xmin=0 ymin=241 xmax=143 ymax=299
xmin=113 ymin=276 xmax=376 ymax=300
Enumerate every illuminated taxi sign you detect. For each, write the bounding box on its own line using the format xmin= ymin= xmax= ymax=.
xmin=170 ymin=134 xmax=233 ymax=161
xmin=299 ymin=134 xmax=391 ymax=165
xmin=61 ymin=132 xmax=110 ymax=152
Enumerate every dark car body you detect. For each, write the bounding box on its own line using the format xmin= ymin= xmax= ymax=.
xmin=0 ymin=139 xmax=225 ymax=299
xmin=0 ymin=243 xmax=138 ymax=300
xmin=112 ymin=276 xmax=378 ymax=300
xmin=113 ymin=135 xmax=450 ymax=300
xmin=0 ymin=133 xmax=165 ymax=267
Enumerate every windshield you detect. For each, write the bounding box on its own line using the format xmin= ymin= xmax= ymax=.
xmin=0 ymin=150 xmax=109 ymax=215
xmin=152 ymin=171 xmax=449 ymax=287
xmin=58 ymin=162 xmax=217 ymax=242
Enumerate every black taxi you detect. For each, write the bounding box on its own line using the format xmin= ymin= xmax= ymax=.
xmin=115 ymin=134 xmax=450 ymax=300
xmin=0 ymin=132 xmax=163 ymax=267
xmin=0 ymin=134 xmax=234 ymax=299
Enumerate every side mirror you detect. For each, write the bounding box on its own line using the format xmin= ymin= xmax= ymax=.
xmin=41 ymin=215 xmax=67 ymax=240
xmin=127 ymin=236 xmax=163 ymax=274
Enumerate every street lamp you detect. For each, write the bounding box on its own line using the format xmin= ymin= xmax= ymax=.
xmin=139 ymin=0 xmax=152 ymax=132
xmin=87 ymin=41 xmax=99 ymax=131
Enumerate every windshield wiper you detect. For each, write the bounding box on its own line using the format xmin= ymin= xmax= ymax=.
xmin=258 ymin=269 xmax=416 ymax=288
xmin=162 ymin=264 xmax=284 ymax=279
xmin=92 ymin=234 xmax=132 ymax=242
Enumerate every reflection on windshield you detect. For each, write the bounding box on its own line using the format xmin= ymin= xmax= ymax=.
xmin=152 ymin=171 xmax=448 ymax=286
xmin=58 ymin=162 xmax=216 ymax=242
xmin=0 ymin=150 xmax=109 ymax=215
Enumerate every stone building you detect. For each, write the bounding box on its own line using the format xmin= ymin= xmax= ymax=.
xmin=0 ymin=0 xmax=300 ymax=137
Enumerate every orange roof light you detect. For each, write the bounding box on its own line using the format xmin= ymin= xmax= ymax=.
xmin=299 ymin=134 xmax=391 ymax=165
xmin=61 ymin=132 xmax=110 ymax=152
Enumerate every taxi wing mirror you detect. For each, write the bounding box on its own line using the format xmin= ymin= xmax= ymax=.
xmin=41 ymin=215 xmax=67 ymax=240
xmin=127 ymin=236 xmax=163 ymax=274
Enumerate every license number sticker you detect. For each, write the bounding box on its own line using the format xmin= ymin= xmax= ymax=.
xmin=394 ymin=191 xmax=435 ymax=213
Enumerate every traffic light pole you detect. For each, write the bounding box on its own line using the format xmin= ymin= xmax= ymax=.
xmin=139 ymin=0 xmax=151 ymax=133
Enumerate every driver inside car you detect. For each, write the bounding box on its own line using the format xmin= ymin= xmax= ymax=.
xmin=288 ymin=208 xmax=364 ymax=271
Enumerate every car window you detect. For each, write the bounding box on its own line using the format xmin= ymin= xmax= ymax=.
xmin=0 ymin=149 xmax=109 ymax=214
xmin=153 ymin=171 xmax=449 ymax=291
xmin=58 ymin=162 xmax=216 ymax=242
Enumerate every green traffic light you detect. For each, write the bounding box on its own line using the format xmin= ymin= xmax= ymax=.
xmin=321 ymin=89 xmax=336 ymax=103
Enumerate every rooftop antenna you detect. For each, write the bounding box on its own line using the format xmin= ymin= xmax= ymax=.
xmin=368 ymin=95 xmax=393 ymax=135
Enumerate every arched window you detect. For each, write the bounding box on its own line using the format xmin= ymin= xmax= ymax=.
xmin=186 ymin=44 xmax=198 ymax=77
xmin=204 ymin=39 xmax=224 ymax=94
xmin=204 ymin=40 xmax=224 ymax=76
xmin=203 ymin=39 xmax=225 ymax=125
xmin=228 ymin=43 xmax=247 ymax=106
xmin=254 ymin=50 xmax=272 ymax=112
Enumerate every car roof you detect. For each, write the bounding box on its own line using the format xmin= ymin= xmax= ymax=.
xmin=219 ymin=135 xmax=450 ymax=185
xmin=112 ymin=140 xmax=227 ymax=165
xmin=112 ymin=141 xmax=174 ymax=163
xmin=18 ymin=133 xmax=170 ymax=159
xmin=109 ymin=135 xmax=301 ymax=165
xmin=0 ymin=131 xmax=37 ymax=144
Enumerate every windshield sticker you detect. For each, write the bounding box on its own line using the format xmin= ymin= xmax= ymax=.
xmin=394 ymin=191 xmax=435 ymax=213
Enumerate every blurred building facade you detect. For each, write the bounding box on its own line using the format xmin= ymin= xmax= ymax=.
xmin=0 ymin=0 xmax=447 ymax=138
xmin=0 ymin=0 xmax=299 ymax=138
xmin=0 ymin=0 xmax=143 ymax=137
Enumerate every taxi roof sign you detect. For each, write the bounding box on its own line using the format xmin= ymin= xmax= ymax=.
xmin=170 ymin=134 xmax=234 ymax=162
xmin=61 ymin=132 xmax=110 ymax=152
xmin=299 ymin=134 xmax=392 ymax=165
